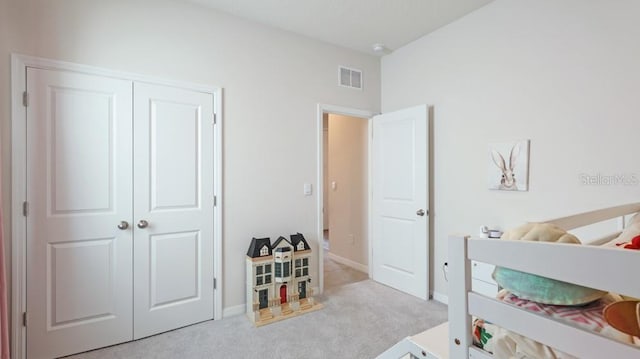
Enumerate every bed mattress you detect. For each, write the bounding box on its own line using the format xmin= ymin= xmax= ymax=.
xmin=473 ymin=291 xmax=640 ymax=358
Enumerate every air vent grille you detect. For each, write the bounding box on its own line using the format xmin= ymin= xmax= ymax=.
xmin=338 ymin=66 xmax=363 ymax=90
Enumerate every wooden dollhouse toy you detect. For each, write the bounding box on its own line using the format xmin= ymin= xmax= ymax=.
xmin=246 ymin=233 xmax=323 ymax=326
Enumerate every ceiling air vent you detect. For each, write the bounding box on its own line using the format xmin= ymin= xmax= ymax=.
xmin=338 ymin=66 xmax=362 ymax=90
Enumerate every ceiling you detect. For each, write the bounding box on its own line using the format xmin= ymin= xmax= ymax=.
xmin=185 ymin=0 xmax=494 ymax=55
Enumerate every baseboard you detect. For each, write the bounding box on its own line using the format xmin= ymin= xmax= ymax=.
xmin=432 ymin=291 xmax=448 ymax=305
xmin=326 ymin=252 xmax=368 ymax=273
xmin=222 ymin=304 xmax=245 ymax=318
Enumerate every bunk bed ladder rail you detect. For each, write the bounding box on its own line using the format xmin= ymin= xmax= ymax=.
xmin=448 ymin=235 xmax=475 ymax=359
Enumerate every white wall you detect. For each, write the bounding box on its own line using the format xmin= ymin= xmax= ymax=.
xmin=1 ymin=0 xmax=380 ymax=314
xmin=327 ymin=114 xmax=368 ymax=267
xmin=382 ymin=0 xmax=640 ymax=298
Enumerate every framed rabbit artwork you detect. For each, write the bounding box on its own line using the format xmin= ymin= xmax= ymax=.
xmin=488 ymin=139 xmax=530 ymax=191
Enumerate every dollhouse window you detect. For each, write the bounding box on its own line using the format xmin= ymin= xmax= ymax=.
xmin=297 ymin=242 xmax=305 ymax=251
xmin=295 ymin=258 xmax=309 ymax=277
xmin=259 ymin=246 xmax=269 ymax=256
xmin=256 ymin=265 xmax=271 ymax=286
xmin=275 ymin=261 xmax=291 ymax=279
xmin=283 ymin=263 xmax=290 ymax=277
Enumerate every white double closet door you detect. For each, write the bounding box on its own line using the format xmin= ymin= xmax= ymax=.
xmin=25 ymin=68 xmax=215 ymax=358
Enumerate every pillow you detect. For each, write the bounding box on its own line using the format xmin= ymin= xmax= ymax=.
xmin=493 ymin=267 xmax=607 ymax=305
xmin=603 ymin=300 xmax=640 ymax=337
xmin=501 ymin=222 xmax=580 ymax=244
xmin=493 ymin=222 xmax=606 ymax=305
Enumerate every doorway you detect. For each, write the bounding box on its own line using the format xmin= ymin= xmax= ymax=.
xmin=317 ymin=105 xmax=374 ymax=293
xmin=316 ymin=104 xmax=431 ymax=300
xmin=298 ymin=281 xmax=307 ymax=299
xmin=259 ymin=289 xmax=268 ymax=309
xmin=280 ymin=285 xmax=288 ymax=304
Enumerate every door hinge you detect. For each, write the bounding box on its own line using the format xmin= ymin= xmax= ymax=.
xmin=22 ymin=91 xmax=29 ymax=107
xmin=213 ymin=113 xmax=217 ymax=125
xmin=22 ymin=201 xmax=28 ymax=217
xmin=22 ymin=312 xmax=27 ymax=327
xmin=213 ymin=278 xmax=217 ymax=289
xmin=213 ymin=196 xmax=217 ymax=207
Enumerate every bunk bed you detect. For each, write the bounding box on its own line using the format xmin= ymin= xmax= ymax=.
xmin=378 ymin=202 xmax=640 ymax=359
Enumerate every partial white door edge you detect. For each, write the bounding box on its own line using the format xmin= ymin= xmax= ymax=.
xmin=11 ymin=53 xmax=29 ymax=359
xmin=10 ymin=54 xmax=224 ymax=359
xmin=315 ymin=104 xmax=376 ymax=295
xmin=213 ymin=89 xmax=223 ymax=322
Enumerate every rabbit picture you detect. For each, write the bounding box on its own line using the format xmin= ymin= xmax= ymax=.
xmin=488 ymin=140 xmax=529 ymax=191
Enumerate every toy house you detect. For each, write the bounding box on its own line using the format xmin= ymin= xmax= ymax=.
xmin=246 ymin=233 xmax=323 ymax=326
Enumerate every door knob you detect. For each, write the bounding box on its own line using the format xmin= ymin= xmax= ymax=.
xmin=137 ymin=220 xmax=149 ymax=229
xmin=117 ymin=221 xmax=129 ymax=230
xmin=416 ymin=209 xmax=426 ymax=216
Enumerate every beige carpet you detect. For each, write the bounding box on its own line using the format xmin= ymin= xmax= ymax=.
xmin=69 ymin=280 xmax=448 ymax=359
xmin=323 ymin=252 xmax=369 ymax=290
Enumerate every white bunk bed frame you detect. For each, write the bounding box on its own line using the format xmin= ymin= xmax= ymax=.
xmin=379 ymin=202 xmax=640 ymax=359
xmin=451 ymin=202 xmax=640 ymax=358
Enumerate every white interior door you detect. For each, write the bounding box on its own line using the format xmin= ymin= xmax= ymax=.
xmin=133 ymin=83 xmax=215 ymax=339
xmin=371 ymin=105 xmax=429 ymax=300
xmin=26 ymin=68 xmax=134 ymax=358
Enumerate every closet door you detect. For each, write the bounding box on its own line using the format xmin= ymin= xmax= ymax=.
xmin=133 ymin=83 xmax=215 ymax=338
xmin=25 ymin=68 xmax=134 ymax=358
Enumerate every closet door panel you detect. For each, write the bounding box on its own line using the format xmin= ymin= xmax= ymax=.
xmin=133 ymin=82 xmax=215 ymax=339
xmin=150 ymin=100 xmax=200 ymax=209
xmin=26 ymin=68 xmax=134 ymax=359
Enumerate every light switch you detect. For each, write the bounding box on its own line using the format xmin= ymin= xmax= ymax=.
xmin=331 ymin=181 xmax=337 ymax=191
xmin=304 ymin=183 xmax=312 ymax=196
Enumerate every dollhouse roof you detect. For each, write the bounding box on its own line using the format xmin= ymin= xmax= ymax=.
xmin=272 ymin=236 xmax=292 ymax=250
xmin=290 ymin=233 xmax=311 ymax=251
xmin=246 ymin=237 xmax=272 ymax=258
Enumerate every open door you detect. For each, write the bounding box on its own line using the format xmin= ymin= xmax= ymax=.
xmin=371 ymin=105 xmax=429 ymax=300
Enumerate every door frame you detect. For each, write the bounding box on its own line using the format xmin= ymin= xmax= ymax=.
xmin=10 ymin=54 xmax=224 ymax=359
xmin=315 ymin=104 xmax=376 ymax=294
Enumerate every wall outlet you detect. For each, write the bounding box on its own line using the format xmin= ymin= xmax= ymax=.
xmin=443 ymin=262 xmax=449 ymax=273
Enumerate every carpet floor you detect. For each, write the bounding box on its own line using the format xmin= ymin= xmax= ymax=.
xmin=68 ymin=280 xmax=448 ymax=359
xmin=323 ymin=252 xmax=369 ymax=290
